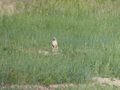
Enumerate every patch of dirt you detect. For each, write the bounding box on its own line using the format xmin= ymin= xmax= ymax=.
xmin=1 ymin=78 xmax=120 ymax=90
xmin=0 ymin=84 xmax=77 ymax=90
xmin=0 ymin=0 xmax=16 ymax=15
xmin=0 ymin=0 xmax=32 ymax=15
xmin=92 ymin=77 xmax=120 ymax=87
xmin=0 ymin=77 xmax=120 ymax=90
xmin=38 ymin=49 xmax=49 ymax=55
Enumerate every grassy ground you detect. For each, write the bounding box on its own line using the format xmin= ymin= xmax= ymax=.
xmin=0 ymin=0 xmax=120 ymax=87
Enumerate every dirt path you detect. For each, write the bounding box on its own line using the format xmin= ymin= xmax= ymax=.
xmin=0 ymin=84 xmax=76 ymax=90
xmin=92 ymin=77 xmax=120 ymax=87
xmin=0 ymin=77 xmax=120 ymax=90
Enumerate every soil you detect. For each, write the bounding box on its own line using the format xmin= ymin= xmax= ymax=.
xmin=0 ymin=77 xmax=120 ymax=90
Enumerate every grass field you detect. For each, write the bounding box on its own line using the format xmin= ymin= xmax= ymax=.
xmin=0 ymin=0 xmax=120 ymax=88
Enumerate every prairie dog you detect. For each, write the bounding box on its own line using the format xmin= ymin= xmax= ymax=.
xmin=52 ymin=37 xmax=58 ymax=52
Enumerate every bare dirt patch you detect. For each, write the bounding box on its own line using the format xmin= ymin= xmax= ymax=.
xmin=0 ymin=0 xmax=32 ymax=15
xmin=0 ymin=84 xmax=77 ymax=90
xmin=92 ymin=77 xmax=120 ymax=87
xmin=0 ymin=0 xmax=16 ymax=15
xmin=0 ymin=77 xmax=120 ymax=90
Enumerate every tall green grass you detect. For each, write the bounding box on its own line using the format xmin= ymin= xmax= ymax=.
xmin=0 ymin=0 xmax=120 ymax=85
